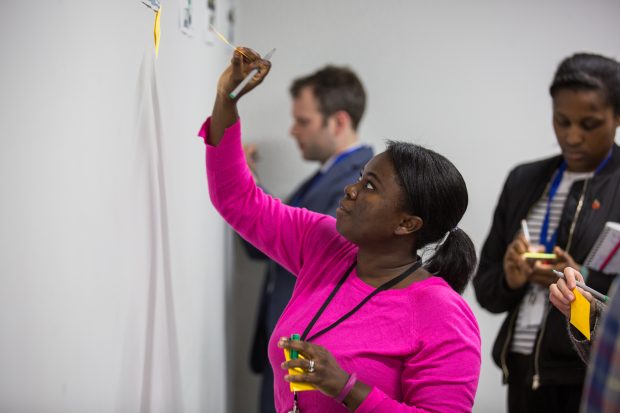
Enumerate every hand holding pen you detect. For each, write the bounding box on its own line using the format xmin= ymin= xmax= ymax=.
xmin=210 ymin=47 xmax=273 ymax=146
xmin=207 ymin=25 xmax=276 ymax=100
xmin=504 ymin=220 xmax=547 ymax=289
xmin=216 ymin=47 xmax=273 ymax=101
xmin=229 ymin=48 xmax=276 ymax=99
xmin=520 ymin=219 xmax=555 ymax=260
xmin=549 ymin=267 xmax=608 ymax=320
xmin=504 ymin=231 xmax=535 ymax=289
xmin=552 ymin=268 xmax=608 ymax=302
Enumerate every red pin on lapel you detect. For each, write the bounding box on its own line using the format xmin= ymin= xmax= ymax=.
xmin=592 ymin=199 xmax=601 ymax=210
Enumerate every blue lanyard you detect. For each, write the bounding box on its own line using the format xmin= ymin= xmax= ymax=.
xmin=539 ymin=149 xmax=613 ymax=252
xmin=539 ymin=162 xmax=567 ymax=252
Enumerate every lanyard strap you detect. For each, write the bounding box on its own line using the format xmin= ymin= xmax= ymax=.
xmin=539 ymin=149 xmax=613 ymax=252
xmin=301 ymin=258 xmax=423 ymax=342
xmin=539 ymin=162 xmax=567 ymax=252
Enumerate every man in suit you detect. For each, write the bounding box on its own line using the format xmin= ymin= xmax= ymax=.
xmin=243 ymin=65 xmax=373 ymax=413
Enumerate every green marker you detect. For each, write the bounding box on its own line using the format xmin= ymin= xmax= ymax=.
xmin=290 ymin=333 xmax=300 ymax=359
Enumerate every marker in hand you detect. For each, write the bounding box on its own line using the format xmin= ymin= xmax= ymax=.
xmin=553 ymin=269 xmax=609 ymax=303
xmin=229 ymin=48 xmax=276 ymax=99
xmin=289 ymin=333 xmax=300 ymax=359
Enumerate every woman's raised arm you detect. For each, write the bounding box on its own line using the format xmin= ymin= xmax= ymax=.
xmin=208 ymin=47 xmax=271 ymax=146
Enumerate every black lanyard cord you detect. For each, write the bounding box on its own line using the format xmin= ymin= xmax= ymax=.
xmin=300 ymin=258 xmax=423 ymax=343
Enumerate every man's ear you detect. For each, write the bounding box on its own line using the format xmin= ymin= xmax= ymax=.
xmin=395 ymin=215 xmax=423 ymax=236
xmin=330 ymin=110 xmax=352 ymax=136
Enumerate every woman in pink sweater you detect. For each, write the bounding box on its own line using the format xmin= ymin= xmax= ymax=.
xmin=201 ymin=48 xmax=481 ymax=412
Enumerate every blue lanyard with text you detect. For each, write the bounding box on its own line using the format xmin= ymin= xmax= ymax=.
xmin=539 ymin=149 xmax=613 ymax=252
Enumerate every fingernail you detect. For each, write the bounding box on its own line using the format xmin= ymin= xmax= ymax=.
xmin=281 ymin=362 xmax=286 ymax=369
xmin=568 ymin=293 xmax=574 ymax=300
xmin=284 ymin=375 xmax=290 ymax=382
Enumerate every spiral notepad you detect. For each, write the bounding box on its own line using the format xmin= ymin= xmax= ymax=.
xmin=584 ymin=222 xmax=620 ymax=274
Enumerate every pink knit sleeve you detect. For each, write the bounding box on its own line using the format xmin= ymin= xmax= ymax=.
xmin=356 ymin=285 xmax=481 ymax=413
xmin=199 ymin=117 xmax=334 ymax=277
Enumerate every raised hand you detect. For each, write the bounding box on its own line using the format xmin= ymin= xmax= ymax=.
xmin=217 ymin=47 xmax=272 ymax=101
xmin=209 ymin=47 xmax=272 ymax=146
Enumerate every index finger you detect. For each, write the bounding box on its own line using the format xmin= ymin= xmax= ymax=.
xmin=562 ymin=267 xmax=583 ymax=290
xmin=230 ymin=47 xmax=260 ymax=72
xmin=511 ymin=234 xmax=529 ymax=254
xmin=278 ymin=337 xmax=317 ymax=359
xmin=234 ymin=47 xmax=261 ymax=63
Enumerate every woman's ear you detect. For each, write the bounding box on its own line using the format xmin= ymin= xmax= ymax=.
xmin=395 ymin=215 xmax=423 ymax=236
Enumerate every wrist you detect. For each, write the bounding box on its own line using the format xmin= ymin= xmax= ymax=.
xmin=216 ymin=90 xmax=236 ymax=106
xmin=335 ymin=372 xmax=357 ymax=404
xmin=504 ymin=273 xmax=524 ymax=290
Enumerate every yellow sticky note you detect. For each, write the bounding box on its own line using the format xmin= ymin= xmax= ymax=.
xmin=522 ymin=252 xmax=557 ymax=260
xmin=154 ymin=7 xmax=161 ymax=57
xmin=570 ymin=288 xmax=591 ymax=341
xmin=283 ymin=348 xmax=316 ymax=392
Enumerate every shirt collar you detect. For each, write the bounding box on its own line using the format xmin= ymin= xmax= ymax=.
xmin=320 ymin=143 xmax=364 ymax=174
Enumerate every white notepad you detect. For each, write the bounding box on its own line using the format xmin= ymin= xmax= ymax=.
xmin=584 ymin=222 xmax=620 ymax=274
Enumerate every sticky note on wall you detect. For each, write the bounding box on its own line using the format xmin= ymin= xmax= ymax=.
xmin=154 ymin=7 xmax=161 ymax=57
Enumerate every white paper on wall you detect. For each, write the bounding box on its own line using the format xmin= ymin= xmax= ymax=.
xmin=129 ymin=52 xmax=183 ymax=413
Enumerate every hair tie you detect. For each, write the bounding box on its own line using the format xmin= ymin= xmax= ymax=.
xmin=437 ymin=227 xmax=459 ymax=248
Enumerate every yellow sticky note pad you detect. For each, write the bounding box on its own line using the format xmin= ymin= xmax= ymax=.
xmin=283 ymin=348 xmax=316 ymax=392
xmin=154 ymin=7 xmax=161 ymax=57
xmin=522 ymin=252 xmax=557 ymax=260
xmin=570 ymin=288 xmax=591 ymax=341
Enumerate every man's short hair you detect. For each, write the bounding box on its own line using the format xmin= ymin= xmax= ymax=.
xmin=290 ymin=65 xmax=366 ymax=131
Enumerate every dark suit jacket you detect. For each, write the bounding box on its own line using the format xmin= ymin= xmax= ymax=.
xmin=243 ymin=146 xmax=374 ymax=373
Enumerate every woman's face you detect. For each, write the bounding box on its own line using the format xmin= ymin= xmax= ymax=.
xmin=553 ymin=89 xmax=620 ymax=172
xmin=336 ymin=152 xmax=416 ymax=245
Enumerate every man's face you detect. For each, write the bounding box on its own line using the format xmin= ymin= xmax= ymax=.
xmin=290 ymin=87 xmax=338 ymax=163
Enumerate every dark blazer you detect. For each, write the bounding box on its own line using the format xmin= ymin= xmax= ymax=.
xmin=474 ymin=144 xmax=620 ymax=387
xmin=242 ymin=146 xmax=374 ymax=374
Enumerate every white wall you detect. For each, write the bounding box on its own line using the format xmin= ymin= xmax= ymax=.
xmin=0 ymin=1 xmax=234 ymax=412
xmin=231 ymin=1 xmax=620 ymax=412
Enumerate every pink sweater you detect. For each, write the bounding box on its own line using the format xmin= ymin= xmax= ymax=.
xmin=200 ymin=118 xmax=481 ymax=412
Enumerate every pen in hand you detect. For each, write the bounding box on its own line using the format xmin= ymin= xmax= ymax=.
xmin=229 ymin=48 xmax=276 ymax=99
xmin=553 ymin=269 xmax=609 ymax=303
xmin=521 ymin=219 xmax=531 ymax=245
